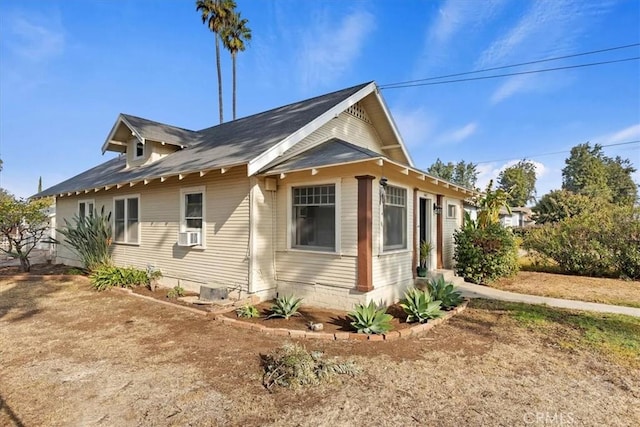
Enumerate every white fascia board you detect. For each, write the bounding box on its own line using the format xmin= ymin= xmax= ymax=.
xmin=246 ymin=82 xmax=377 ymax=176
xmin=101 ymin=114 xmax=145 ymax=154
xmin=372 ymin=87 xmax=415 ymax=168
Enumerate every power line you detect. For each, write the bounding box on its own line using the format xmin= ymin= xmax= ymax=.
xmin=380 ymin=57 xmax=640 ymax=89
xmin=475 ymin=140 xmax=640 ymax=165
xmin=380 ymin=43 xmax=640 ymax=88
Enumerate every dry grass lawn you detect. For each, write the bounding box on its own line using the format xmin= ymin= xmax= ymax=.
xmin=491 ymin=271 xmax=640 ymax=308
xmin=1 ymin=276 xmax=639 ymax=426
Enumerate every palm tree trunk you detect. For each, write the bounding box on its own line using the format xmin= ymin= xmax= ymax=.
xmin=215 ymin=35 xmax=224 ymax=124
xmin=232 ymin=52 xmax=237 ymax=121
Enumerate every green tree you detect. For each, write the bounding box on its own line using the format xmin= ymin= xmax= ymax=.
xmin=0 ymin=193 xmax=52 ymax=272
xmin=497 ymin=160 xmax=537 ymax=207
xmin=605 ymin=156 xmax=637 ymax=205
xmin=532 ymin=190 xmax=597 ymax=224
xmin=196 ymin=0 xmax=236 ymax=124
xmin=222 ymin=11 xmax=251 ymax=121
xmin=38 ymin=176 xmax=42 ymax=193
xmin=476 ymin=180 xmax=510 ymax=229
xmin=427 ymin=158 xmax=478 ymax=189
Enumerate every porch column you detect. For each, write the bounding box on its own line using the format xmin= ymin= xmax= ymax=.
xmin=355 ymin=175 xmax=374 ymax=292
xmin=436 ymin=194 xmax=444 ymax=269
xmin=412 ymin=188 xmax=418 ymax=279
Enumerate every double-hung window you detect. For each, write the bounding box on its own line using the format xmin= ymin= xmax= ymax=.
xmin=447 ymin=204 xmax=457 ymax=219
xmin=292 ymin=185 xmax=336 ymax=251
xmin=114 ymin=196 xmax=140 ymax=244
xmin=180 ymin=187 xmax=206 ymax=245
xmin=134 ymin=141 xmax=144 ymax=159
xmin=78 ymin=200 xmax=94 ymax=220
xmin=383 ymin=185 xmax=407 ymax=251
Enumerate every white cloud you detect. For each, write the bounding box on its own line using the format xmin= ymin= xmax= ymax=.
xmin=594 ymin=123 xmax=640 ymax=145
xmin=392 ymin=107 xmax=436 ymax=148
xmin=434 ymin=122 xmax=478 ymax=146
xmin=298 ymin=10 xmax=375 ymax=90
xmin=5 ymin=14 xmax=65 ymax=62
xmin=476 ymin=159 xmax=548 ymax=192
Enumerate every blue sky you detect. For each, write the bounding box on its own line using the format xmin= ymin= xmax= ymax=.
xmin=0 ymin=0 xmax=638 ymax=200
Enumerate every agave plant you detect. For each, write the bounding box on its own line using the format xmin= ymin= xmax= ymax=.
xmin=400 ymin=288 xmax=443 ymax=323
xmin=268 ymin=295 xmax=303 ymax=319
xmin=348 ymin=300 xmax=393 ymax=334
xmin=427 ymin=276 xmax=463 ymax=309
xmin=236 ymin=304 xmax=260 ymax=318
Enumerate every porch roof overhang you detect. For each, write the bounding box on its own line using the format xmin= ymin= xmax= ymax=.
xmin=261 ymin=141 xmax=479 ymax=198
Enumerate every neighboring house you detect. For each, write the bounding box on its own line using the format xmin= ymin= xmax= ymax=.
xmin=499 ymin=207 xmax=534 ymax=228
xmin=36 ymin=82 xmax=476 ymax=310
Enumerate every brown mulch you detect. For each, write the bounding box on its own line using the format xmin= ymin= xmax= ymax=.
xmin=0 ymin=263 xmax=78 ymax=276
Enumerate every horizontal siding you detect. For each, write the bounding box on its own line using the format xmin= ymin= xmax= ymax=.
xmin=372 ymin=251 xmax=412 ymax=289
xmin=443 ymin=197 xmax=462 ymax=269
xmin=54 ymin=167 xmax=250 ymax=291
xmin=276 ymin=252 xmax=357 ymax=288
xmin=251 ymin=178 xmax=276 ymax=293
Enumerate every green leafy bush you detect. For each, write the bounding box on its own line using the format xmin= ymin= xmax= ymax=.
xmin=90 ymin=265 xmax=149 ymax=291
xmin=236 ymin=304 xmax=260 ymax=318
xmin=427 ymin=276 xmax=463 ymax=309
xmin=454 ymin=221 xmax=519 ymax=284
xmin=348 ymin=300 xmax=393 ymax=334
xmin=167 ymin=285 xmax=185 ymax=298
xmin=400 ymin=288 xmax=443 ymax=323
xmin=261 ymin=343 xmax=360 ymax=391
xmin=56 ymin=206 xmax=112 ymax=271
xmin=524 ymin=205 xmax=640 ymax=279
xmin=268 ymin=295 xmax=302 ymax=319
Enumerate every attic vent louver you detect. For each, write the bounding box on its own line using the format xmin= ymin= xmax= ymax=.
xmin=345 ymin=103 xmax=371 ymax=124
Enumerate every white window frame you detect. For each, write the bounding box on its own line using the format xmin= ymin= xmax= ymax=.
xmin=447 ymin=203 xmax=457 ymax=219
xmin=133 ymin=140 xmax=145 ymax=160
xmin=113 ymin=194 xmax=140 ymax=245
xmin=180 ymin=186 xmax=206 ymax=248
xmin=286 ymin=180 xmax=341 ymax=254
xmin=78 ymin=199 xmax=95 ymax=219
xmin=383 ymin=184 xmax=408 ymax=252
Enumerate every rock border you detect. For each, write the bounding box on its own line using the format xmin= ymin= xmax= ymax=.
xmin=215 ymin=300 xmax=469 ymax=341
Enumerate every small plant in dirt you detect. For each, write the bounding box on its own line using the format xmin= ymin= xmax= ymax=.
xmin=400 ymin=288 xmax=443 ymax=324
xmin=146 ymin=265 xmax=162 ymax=291
xmin=268 ymin=295 xmax=302 ymax=319
xmin=66 ymin=267 xmax=86 ymax=276
xmin=236 ymin=304 xmax=260 ymax=318
xmin=348 ymin=300 xmax=393 ymax=334
xmin=427 ymin=276 xmax=463 ymax=309
xmin=167 ymin=285 xmax=185 ymax=299
xmin=261 ymin=343 xmax=360 ymax=392
xmin=90 ymin=265 xmax=149 ymax=291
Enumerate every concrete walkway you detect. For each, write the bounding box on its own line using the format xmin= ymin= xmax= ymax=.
xmin=457 ymin=282 xmax=640 ymax=318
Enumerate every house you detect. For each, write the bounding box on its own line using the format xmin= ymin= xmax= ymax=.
xmin=35 ymin=82 xmax=476 ymax=310
xmin=499 ymin=206 xmax=534 ymax=228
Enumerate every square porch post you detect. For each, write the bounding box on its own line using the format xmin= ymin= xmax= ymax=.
xmin=355 ymin=175 xmax=374 ymax=292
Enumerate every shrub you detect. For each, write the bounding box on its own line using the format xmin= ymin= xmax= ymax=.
xmin=261 ymin=343 xmax=359 ymax=391
xmin=236 ymin=304 xmax=260 ymax=318
xmin=167 ymin=285 xmax=185 ymax=299
xmin=454 ymin=221 xmax=518 ymax=284
xmin=90 ymin=265 xmax=149 ymax=291
xmin=524 ymin=205 xmax=640 ymax=279
xmin=56 ymin=206 xmax=112 ymax=271
xmin=427 ymin=276 xmax=463 ymax=309
xmin=268 ymin=295 xmax=302 ymax=319
xmin=348 ymin=300 xmax=393 ymax=334
xmin=400 ymin=288 xmax=443 ymax=323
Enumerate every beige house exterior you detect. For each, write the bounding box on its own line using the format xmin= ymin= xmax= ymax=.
xmin=38 ymin=82 xmax=475 ymax=310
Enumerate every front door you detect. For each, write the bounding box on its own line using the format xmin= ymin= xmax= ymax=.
xmin=418 ymin=198 xmax=431 ymax=269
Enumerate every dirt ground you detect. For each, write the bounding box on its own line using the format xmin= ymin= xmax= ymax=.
xmin=492 ymin=271 xmax=640 ymax=308
xmin=1 ymin=276 xmax=639 ymax=426
xmin=0 ymin=263 xmax=76 ymax=276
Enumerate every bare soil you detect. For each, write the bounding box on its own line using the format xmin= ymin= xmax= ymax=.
xmin=1 ymin=275 xmax=639 ymax=426
xmin=492 ymin=271 xmax=640 ymax=308
xmin=0 ymin=263 xmax=77 ymax=276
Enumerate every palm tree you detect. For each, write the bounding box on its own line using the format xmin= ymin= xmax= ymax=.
xmin=222 ymin=11 xmax=251 ymax=121
xmin=196 ymin=0 xmax=236 ymax=124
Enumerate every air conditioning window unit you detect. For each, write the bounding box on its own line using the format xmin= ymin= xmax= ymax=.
xmin=178 ymin=231 xmax=201 ymax=247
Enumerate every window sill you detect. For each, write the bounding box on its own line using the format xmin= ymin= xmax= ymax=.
xmin=113 ymin=242 xmax=140 ymax=247
xmin=379 ymin=248 xmax=410 ymax=256
xmin=286 ymin=248 xmax=342 ymax=256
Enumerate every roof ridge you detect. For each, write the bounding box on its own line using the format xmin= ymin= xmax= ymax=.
xmin=120 ymin=113 xmax=197 ymax=133
xmin=196 ymin=81 xmax=373 ymax=133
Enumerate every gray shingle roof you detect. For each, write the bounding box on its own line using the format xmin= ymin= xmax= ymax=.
xmin=36 ymin=82 xmax=372 ymax=197
xmin=266 ymin=139 xmax=381 ymax=174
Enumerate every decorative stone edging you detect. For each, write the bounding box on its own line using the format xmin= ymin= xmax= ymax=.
xmin=215 ymin=299 xmax=470 ymax=341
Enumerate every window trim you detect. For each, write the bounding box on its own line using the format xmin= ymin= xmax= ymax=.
xmin=180 ymin=186 xmax=206 ymax=248
xmin=382 ymin=184 xmax=408 ymax=252
xmin=78 ymin=199 xmax=95 ymax=219
xmin=286 ymin=180 xmax=341 ymax=254
xmin=112 ymin=194 xmax=141 ymax=245
xmin=447 ymin=203 xmax=457 ymax=219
